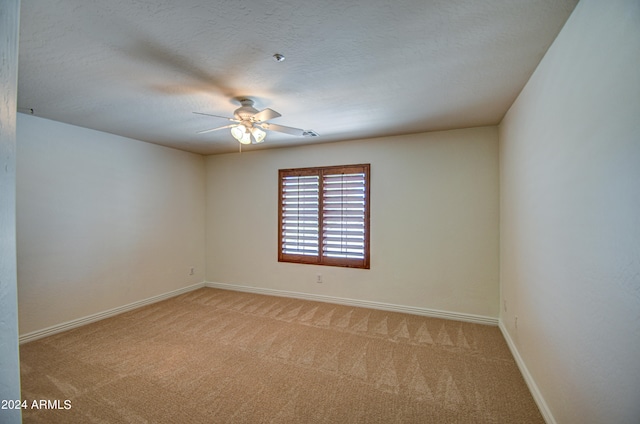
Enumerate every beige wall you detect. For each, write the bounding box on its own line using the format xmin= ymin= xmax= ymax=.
xmin=17 ymin=114 xmax=206 ymax=334
xmin=16 ymin=117 xmax=499 ymax=332
xmin=0 ymin=1 xmax=22 ymax=422
xmin=499 ymin=0 xmax=640 ymax=422
xmin=206 ymin=127 xmax=500 ymax=318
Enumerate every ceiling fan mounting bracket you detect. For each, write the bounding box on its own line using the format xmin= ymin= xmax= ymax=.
xmin=232 ymin=96 xmax=256 ymax=107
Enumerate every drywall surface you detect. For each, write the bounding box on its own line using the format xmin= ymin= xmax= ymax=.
xmin=499 ymin=0 xmax=640 ymax=422
xmin=206 ymin=127 xmax=499 ymax=318
xmin=17 ymin=114 xmax=206 ymax=334
xmin=0 ymin=1 xmax=22 ymax=422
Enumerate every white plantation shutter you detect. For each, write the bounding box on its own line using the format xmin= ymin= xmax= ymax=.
xmin=322 ymin=172 xmax=366 ymax=260
xmin=279 ymin=164 xmax=370 ymax=269
xmin=280 ymin=174 xmax=320 ymax=257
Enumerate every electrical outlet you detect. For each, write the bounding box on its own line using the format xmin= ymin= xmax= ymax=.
xmin=514 ymin=316 xmax=518 ymax=330
xmin=189 ymin=267 xmax=195 ymax=276
xmin=316 ymin=274 xmax=322 ymax=283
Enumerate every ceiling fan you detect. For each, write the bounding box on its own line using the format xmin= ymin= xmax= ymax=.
xmin=194 ymin=97 xmax=318 ymax=145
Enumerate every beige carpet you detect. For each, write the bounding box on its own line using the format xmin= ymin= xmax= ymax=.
xmin=20 ymin=288 xmax=543 ymax=423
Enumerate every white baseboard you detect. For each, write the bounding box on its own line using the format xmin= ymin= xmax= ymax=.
xmin=19 ymin=282 xmax=206 ymax=344
xmin=499 ymin=320 xmax=555 ymax=424
xmin=19 ymin=279 xmax=499 ymax=342
xmin=205 ymin=281 xmax=498 ymax=326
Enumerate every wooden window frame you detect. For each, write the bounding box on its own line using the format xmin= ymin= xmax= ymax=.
xmin=278 ymin=164 xmax=370 ymax=269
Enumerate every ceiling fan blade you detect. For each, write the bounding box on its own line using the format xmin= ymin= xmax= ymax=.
xmin=252 ymin=108 xmax=281 ymax=123
xmin=197 ymin=124 xmax=236 ymax=134
xmin=259 ymin=122 xmax=305 ymax=136
xmin=193 ymin=111 xmax=238 ymax=122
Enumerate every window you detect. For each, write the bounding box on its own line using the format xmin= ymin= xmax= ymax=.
xmin=278 ymin=164 xmax=370 ymax=269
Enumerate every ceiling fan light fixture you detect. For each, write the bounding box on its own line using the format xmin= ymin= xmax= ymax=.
xmin=231 ymin=125 xmax=251 ymax=144
xmin=230 ymin=125 xmax=244 ymax=140
xmin=239 ymin=131 xmax=251 ymax=145
xmin=251 ymin=127 xmax=266 ymax=143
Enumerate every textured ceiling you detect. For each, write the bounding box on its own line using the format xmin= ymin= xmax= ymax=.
xmin=18 ymin=0 xmax=578 ymax=155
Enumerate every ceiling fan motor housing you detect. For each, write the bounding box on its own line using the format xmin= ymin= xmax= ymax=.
xmin=234 ymin=98 xmax=259 ymax=121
